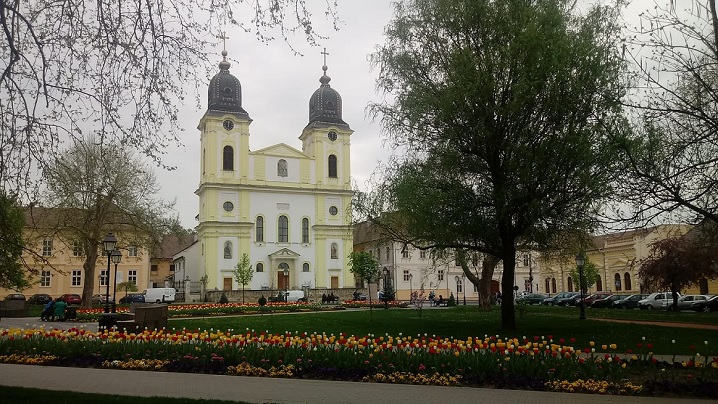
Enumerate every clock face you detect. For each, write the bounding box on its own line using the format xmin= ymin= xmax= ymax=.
xmin=223 ymin=120 xmax=234 ymax=131
xmin=223 ymin=201 xmax=234 ymax=212
xmin=329 ymin=206 xmax=338 ymax=216
xmin=328 ymin=131 xmax=337 ymax=141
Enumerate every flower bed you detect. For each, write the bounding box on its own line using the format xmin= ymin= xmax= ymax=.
xmin=0 ymin=326 xmax=716 ymax=397
xmin=74 ymin=301 xmax=408 ymax=321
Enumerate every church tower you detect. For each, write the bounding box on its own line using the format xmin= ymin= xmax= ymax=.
xmin=196 ymin=50 xmax=252 ymax=290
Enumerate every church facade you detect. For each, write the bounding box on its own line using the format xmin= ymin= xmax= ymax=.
xmin=195 ymin=50 xmax=354 ymax=293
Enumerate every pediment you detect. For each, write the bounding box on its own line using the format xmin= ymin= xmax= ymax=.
xmin=268 ymin=248 xmax=301 ymax=259
xmin=252 ymin=143 xmax=308 ymax=159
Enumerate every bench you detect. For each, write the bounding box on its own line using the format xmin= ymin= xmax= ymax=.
xmin=432 ymin=299 xmax=449 ymax=307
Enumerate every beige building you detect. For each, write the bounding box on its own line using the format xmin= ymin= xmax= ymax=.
xmin=538 ymin=224 xmax=694 ymax=295
xmin=0 ymin=207 xmax=151 ymax=302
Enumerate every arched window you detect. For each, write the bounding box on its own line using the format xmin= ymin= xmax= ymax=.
xmin=596 ymin=275 xmax=603 ymax=291
xmin=331 ymin=243 xmax=338 ymax=259
xmin=224 ymin=241 xmax=232 ymax=259
xmin=223 ymin=146 xmax=234 ymax=170
xmin=614 ymin=273 xmax=622 ymax=291
xmin=256 ymin=263 xmax=264 ymax=272
xmin=303 ymin=263 xmax=310 ymax=272
xmin=255 ymin=216 xmax=264 ymax=242
xmin=545 ymin=279 xmax=550 ymax=294
xmin=328 ymin=154 xmax=337 ymax=178
xmin=277 ymin=159 xmax=288 ymax=177
xmin=624 ymin=272 xmax=632 ymax=291
xmin=302 ymin=218 xmax=310 ymax=243
xmin=551 ymin=278 xmax=557 ymax=293
xmin=567 ymin=276 xmax=573 ymax=292
xmin=278 ymin=215 xmax=288 ymax=243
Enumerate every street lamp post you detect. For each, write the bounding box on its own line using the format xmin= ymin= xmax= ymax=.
xmin=102 ymin=233 xmax=117 ymax=314
xmin=110 ymin=249 xmax=122 ymax=313
xmin=575 ymin=253 xmax=586 ymax=320
xmin=382 ymin=268 xmax=390 ymax=309
xmin=283 ymin=268 xmax=289 ymax=303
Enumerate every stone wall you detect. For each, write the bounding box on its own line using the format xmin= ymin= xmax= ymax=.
xmin=204 ymin=288 xmax=368 ymax=304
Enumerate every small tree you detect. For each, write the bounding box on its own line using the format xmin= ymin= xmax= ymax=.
xmin=0 ymin=192 xmax=30 ymax=291
xmin=117 ymin=281 xmax=138 ymax=301
xmin=640 ymin=236 xmax=718 ymax=310
xmin=348 ymin=252 xmax=381 ymax=312
xmin=234 ymin=253 xmax=253 ymax=304
xmin=569 ymin=259 xmax=600 ymax=294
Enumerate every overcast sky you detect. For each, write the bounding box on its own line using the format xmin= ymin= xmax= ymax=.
xmin=161 ymin=0 xmax=663 ymax=229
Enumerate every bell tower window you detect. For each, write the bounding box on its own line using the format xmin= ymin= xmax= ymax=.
xmin=223 ymin=146 xmax=234 ymax=170
xmin=328 ymin=154 xmax=337 ymax=178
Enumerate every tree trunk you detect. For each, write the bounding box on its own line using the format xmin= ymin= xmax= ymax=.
xmin=501 ymin=250 xmax=517 ymax=332
xmin=479 ymin=256 xmax=500 ymax=309
xmin=81 ymin=238 xmax=100 ymax=309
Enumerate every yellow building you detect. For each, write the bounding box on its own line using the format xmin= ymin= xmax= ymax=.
xmin=194 ymin=51 xmax=354 ymax=293
xmin=539 ymin=224 xmax=692 ymax=295
xmin=0 ymin=207 xmax=151 ymax=302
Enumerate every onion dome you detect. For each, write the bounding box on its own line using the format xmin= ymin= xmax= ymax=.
xmin=308 ymin=64 xmax=346 ymax=125
xmin=208 ymin=50 xmax=247 ymax=114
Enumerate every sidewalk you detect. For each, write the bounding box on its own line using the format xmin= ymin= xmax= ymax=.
xmin=0 ymin=363 xmax=712 ymax=404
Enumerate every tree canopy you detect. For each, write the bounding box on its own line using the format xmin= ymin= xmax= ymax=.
xmin=362 ymin=0 xmax=626 ymax=331
xmin=616 ymin=0 xmax=718 ymax=226
xmin=234 ymin=253 xmax=253 ymax=304
xmin=0 ymin=0 xmax=338 ymax=197
xmin=40 ymin=138 xmax=178 ymax=307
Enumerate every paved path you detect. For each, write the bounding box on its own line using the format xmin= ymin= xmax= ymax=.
xmin=0 ymin=363 xmax=714 ymax=404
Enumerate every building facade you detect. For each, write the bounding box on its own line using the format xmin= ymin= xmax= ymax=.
xmin=0 ymin=207 xmax=151 ymax=301
xmin=194 ymin=51 xmax=354 ymax=293
xmin=538 ymin=224 xmax=694 ymax=295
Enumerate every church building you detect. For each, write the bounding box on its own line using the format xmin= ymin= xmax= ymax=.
xmin=195 ymin=50 xmax=354 ymax=293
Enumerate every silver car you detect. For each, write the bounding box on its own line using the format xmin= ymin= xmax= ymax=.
xmin=667 ymin=294 xmax=712 ymax=310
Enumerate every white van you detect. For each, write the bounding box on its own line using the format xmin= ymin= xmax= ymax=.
xmin=143 ymin=288 xmax=176 ymax=303
xmin=270 ymin=290 xmax=306 ymax=303
xmin=638 ymin=292 xmax=681 ymax=310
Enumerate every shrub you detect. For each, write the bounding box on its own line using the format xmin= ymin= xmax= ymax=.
xmin=219 ymin=293 xmax=228 ymax=304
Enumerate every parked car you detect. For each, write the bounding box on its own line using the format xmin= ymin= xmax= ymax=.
xmin=669 ymin=294 xmax=712 ymax=311
xmin=638 ymin=292 xmax=681 ymax=310
xmin=27 ymin=293 xmax=53 ymax=305
xmin=119 ymin=294 xmax=146 ymax=304
xmin=541 ymin=292 xmax=577 ymax=306
xmin=58 ymin=293 xmax=82 ymax=305
xmin=91 ymin=294 xmax=115 ymax=304
xmin=582 ymin=292 xmax=613 ymax=306
xmin=690 ymin=295 xmax=718 ymax=312
xmin=590 ymin=294 xmax=628 ymax=309
xmin=556 ymin=292 xmax=581 ymax=306
xmin=3 ymin=293 xmax=26 ymax=301
xmin=515 ymin=293 xmax=549 ymax=305
xmin=613 ymin=294 xmax=648 ymax=309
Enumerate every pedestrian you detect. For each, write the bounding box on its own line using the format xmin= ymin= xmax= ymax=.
xmin=41 ymin=299 xmax=55 ymax=321
xmin=52 ymin=298 xmax=67 ymax=322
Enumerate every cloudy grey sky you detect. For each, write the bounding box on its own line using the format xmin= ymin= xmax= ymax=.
xmin=161 ymin=0 xmax=663 ymax=229
xmin=163 ymin=1 xmax=393 ymax=228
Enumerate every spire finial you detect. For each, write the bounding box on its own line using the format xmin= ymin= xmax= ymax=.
xmin=218 ymin=32 xmax=230 ymax=70
xmin=321 ymin=48 xmax=329 ymax=73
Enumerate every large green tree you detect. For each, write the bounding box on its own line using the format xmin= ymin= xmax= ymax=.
xmin=364 ymin=0 xmax=626 ymax=331
xmin=42 ymin=139 xmax=178 ymax=308
xmin=0 ymin=0 xmax=338 ymax=196
xmin=616 ymin=0 xmax=718 ymax=226
xmin=0 ymin=192 xmax=30 ymax=290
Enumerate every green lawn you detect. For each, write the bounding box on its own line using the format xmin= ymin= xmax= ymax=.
xmin=169 ymin=305 xmax=718 ymax=356
xmin=0 ymin=386 xmax=248 ymax=404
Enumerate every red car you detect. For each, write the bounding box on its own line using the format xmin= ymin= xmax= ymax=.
xmin=58 ymin=293 xmax=82 ymax=305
